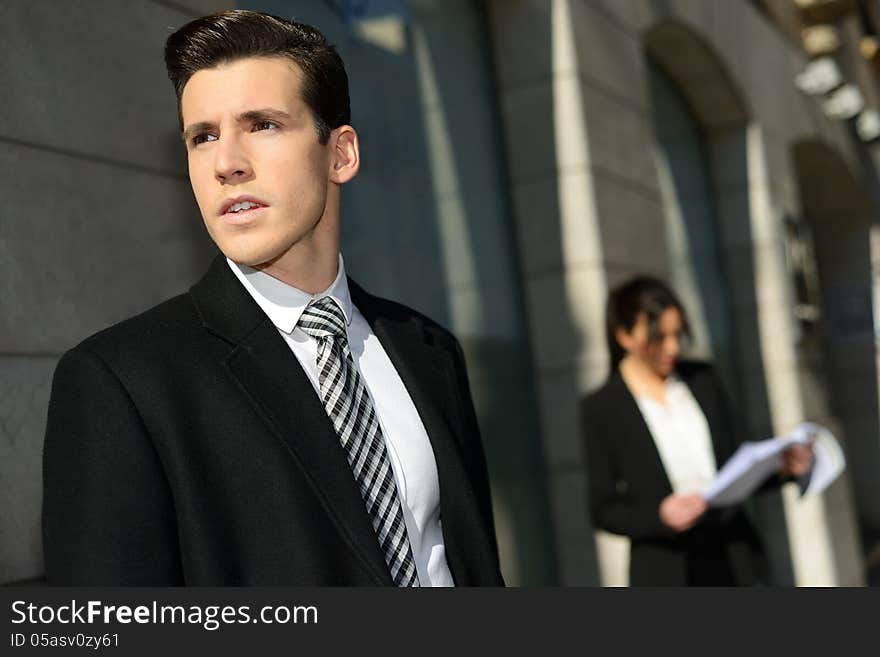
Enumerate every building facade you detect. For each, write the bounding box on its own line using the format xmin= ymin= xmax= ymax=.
xmin=487 ymin=0 xmax=880 ymax=585
xmin=3 ymin=0 xmax=880 ymax=586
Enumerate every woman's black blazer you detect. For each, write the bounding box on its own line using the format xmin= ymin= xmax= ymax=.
xmin=580 ymin=360 xmax=768 ymax=586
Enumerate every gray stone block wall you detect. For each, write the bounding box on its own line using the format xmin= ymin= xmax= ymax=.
xmin=3 ymin=0 xmax=559 ymax=587
xmin=0 ymin=0 xmax=230 ymax=584
xmin=0 ymin=358 xmax=55 ymax=583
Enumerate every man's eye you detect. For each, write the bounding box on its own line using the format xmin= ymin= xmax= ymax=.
xmin=252 ymin=120 xmax=278 ymax=132
xmin=191 ymin=133 xmax=217 ymax=146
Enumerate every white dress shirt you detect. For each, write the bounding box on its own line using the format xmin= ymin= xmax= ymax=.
xmin=634 ymin=375 xmax=718 ymax=495
xmin=227 ymin=255 xmax=454 ymax=587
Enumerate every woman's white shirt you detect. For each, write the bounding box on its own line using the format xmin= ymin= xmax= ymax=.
xmin=633 ymin=375 xmax=717 ymax=495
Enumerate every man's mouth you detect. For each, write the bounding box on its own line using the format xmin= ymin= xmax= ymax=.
xmin=227 ymin=200 xmax=262 ymax=213
xmin=219 ymin=196 xmax=269 ymax=216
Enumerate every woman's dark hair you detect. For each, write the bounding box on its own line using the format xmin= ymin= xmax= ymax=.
xmin=164 ymin=10 xmax=350 ymax=144
xmin=605 ymin=276 xmax=691 ymax=369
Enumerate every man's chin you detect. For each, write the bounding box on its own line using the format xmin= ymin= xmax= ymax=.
xmin=210 ymin=228 xmax=317 ymax=272
xmin=216 ymin=245 xmax=278 ymax=269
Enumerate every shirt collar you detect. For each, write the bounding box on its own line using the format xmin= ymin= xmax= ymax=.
xmin=226 ymin=253 xmax=353 ymax=335
xmin=632 ymin=372 xmax=682 ymax=404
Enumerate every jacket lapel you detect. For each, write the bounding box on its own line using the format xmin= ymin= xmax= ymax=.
xmin=350 ymin=281 xmax=488 ymax=586
xmin=680 ymin=365 xmax=729 ymax=468
xmin=189 ymin=255 xmax=392 ymax=585
xmin=608 ymin=371 xmax=674 ymax=497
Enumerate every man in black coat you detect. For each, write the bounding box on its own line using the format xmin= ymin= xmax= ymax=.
xmin=42 ymin=10 xmax=504 ymax=587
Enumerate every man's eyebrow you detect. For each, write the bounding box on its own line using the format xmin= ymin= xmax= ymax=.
xmin=181 ymin=121 xmax=214 ymax=143
xmin=238 ymin=108 xmax=293 ymax=123
xmin=181 ymin=109 xmax=294 ymax=143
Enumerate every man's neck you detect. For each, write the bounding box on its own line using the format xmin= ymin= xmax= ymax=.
xmin=253 ymin=205 xmax=341 ymax=293
xmin=255 ymin=248 xmax=339 ymax=294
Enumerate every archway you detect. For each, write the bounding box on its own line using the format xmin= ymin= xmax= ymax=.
xmin=793 ymin=139 xmax=880 ymax=583
xmin=594 ymin=18 xmax=801 ymax=586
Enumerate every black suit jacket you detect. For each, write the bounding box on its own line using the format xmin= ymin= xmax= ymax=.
xmin=42 ymin=255 xmax=504 ymax=586
xmin=580 ymin=361 xmax=767 ymax=586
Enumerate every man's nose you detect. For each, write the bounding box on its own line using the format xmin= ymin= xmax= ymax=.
xmin=214 ymin=134 xmax=253 ymax=183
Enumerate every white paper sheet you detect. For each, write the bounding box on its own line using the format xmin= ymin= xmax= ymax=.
xmin=703 ymin=422 xmax=845 ymax=507
xmin=789 ymin=422 xmax=846 ymax=496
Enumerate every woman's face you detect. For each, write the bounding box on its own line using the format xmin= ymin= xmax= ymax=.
xmin=616 ymin=306 xmax=684 ymax=378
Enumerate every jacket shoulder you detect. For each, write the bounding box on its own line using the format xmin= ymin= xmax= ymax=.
xmin=675 ymin=359 xmax=722 ymax=391
xmin=350 ymin=280 xmax=460 ymax=350
xmin=675 ymin=358 xmax=715 ymax=378
xmin=581 ymin=374 xmax=623 ymax=419
xmin=67 ymin=293 xmax=199 ymax=363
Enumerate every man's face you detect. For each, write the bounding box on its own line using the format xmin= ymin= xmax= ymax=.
xmin=181 ymin=56 xmax=332 ymax=267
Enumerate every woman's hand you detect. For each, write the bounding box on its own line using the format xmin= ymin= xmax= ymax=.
xmin=780 ymin=442 xmax=814 ymax=478
xmin=659 ymin=493 xmax=708 ymax=533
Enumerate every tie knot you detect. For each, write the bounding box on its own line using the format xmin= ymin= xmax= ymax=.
xmin=299 ymin=296 xmax=348 ymax=341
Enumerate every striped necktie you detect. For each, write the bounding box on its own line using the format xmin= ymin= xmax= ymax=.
xmin=298 ymin=296 xmax=420 ymax=587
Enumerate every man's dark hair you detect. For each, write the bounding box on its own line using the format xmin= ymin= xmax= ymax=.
xmin=605 ymin=276 xmax=692 ymax=369
xmin=164 ymin=9 xmax=350 ymax=144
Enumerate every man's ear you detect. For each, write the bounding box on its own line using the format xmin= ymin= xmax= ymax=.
xmin=329 ymin=125 xmax=360 ymax=184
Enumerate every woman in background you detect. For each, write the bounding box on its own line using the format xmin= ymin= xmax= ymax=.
xmin=581 ymin=276 xmax=812 ymax=586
